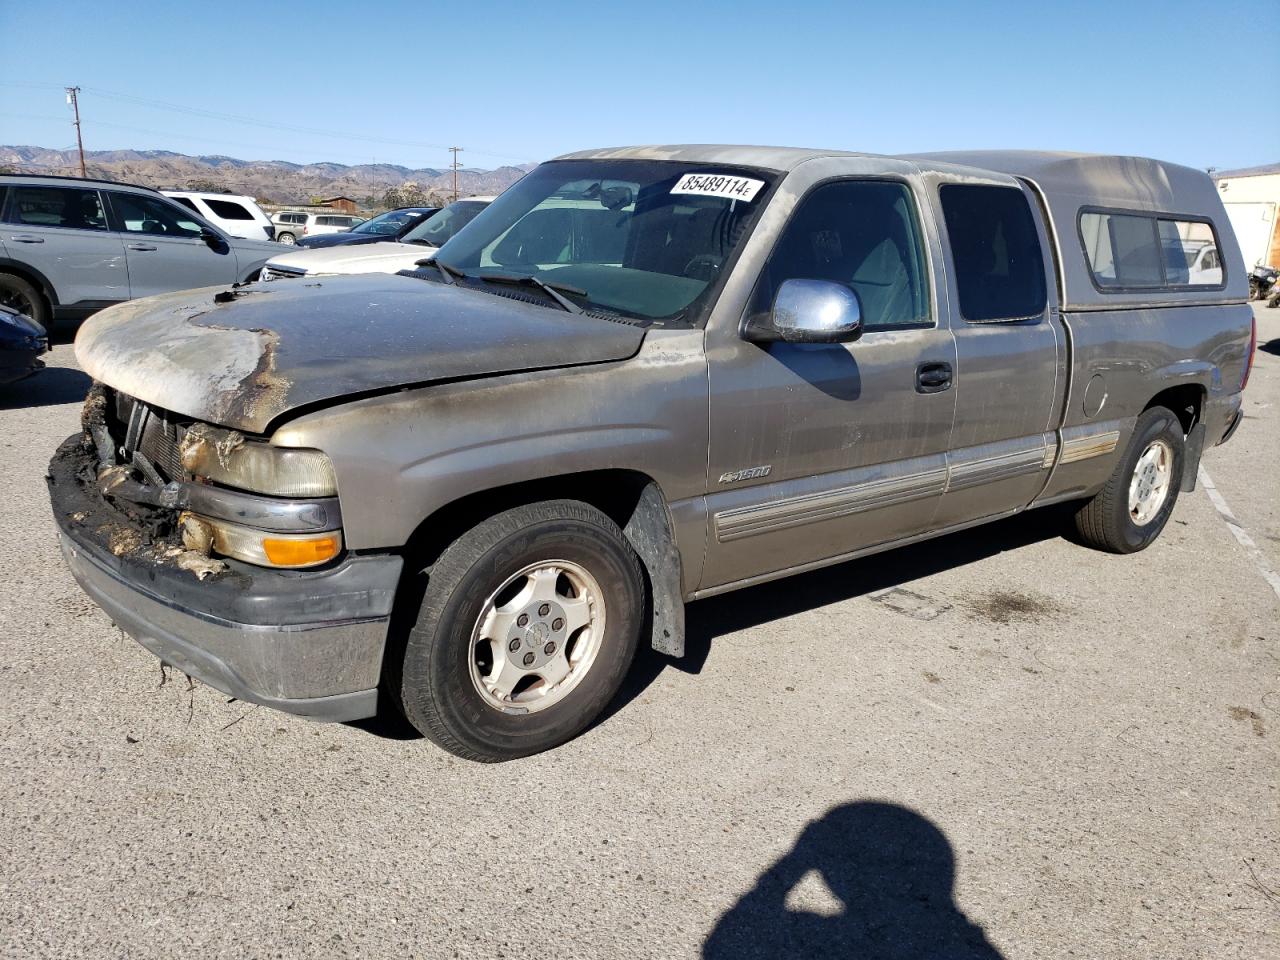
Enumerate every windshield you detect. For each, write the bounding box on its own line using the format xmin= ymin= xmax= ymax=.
xmin=402 ymin=200 xmax=489 ymax=247
xmin=352 ymin=209 xmax=425 ymax=236
xmin=431 ymin=160 xmax=776 ymax=322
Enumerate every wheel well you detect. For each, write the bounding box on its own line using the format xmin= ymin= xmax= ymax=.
xmin=1145 ymin=384 xmax=1204 ymax=435
xmin=0 ymin=263 xmax=56 ymax=311
xmin=400 ymin=469 xmax=659 ymax=573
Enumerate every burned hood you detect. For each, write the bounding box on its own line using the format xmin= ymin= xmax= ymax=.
xmin=75 ymin=274 xmax=647 ymax=434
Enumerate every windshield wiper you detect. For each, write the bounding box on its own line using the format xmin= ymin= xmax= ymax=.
xmin=407 ymin=238 xmax=438 ymax=247
xmin=477 ymin=273 xmax=586 ymax=314
xmin=412 ymin=257 xmax=466 ymax=286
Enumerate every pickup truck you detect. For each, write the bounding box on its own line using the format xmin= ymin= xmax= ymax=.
xmin=49 ymin=146 xmax=1256 ymax=762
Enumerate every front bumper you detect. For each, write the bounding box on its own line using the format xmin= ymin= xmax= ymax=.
xmin=49 ymin=435 xmax=402 ymax=722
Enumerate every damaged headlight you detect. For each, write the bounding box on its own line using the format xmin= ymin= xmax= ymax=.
xmin=180 ymin=424 xmax=337 ymax=497
xmin=181 ymin=514 xmax=342 ymax=569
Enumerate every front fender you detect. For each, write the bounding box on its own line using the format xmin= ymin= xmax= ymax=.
xmin=272 ymin=329 xmax=711 ymax=590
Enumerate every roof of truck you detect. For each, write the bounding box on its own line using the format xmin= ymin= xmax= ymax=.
xmin=558 ymin=145 xmax=1212 ymax=204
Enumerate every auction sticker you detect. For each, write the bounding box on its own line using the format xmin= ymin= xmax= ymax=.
xmin=671 ymin=173 xmax=764 ymax=202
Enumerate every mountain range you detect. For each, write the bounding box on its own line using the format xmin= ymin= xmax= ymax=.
xmin=0 ymin=145 xmax=534 ymax=206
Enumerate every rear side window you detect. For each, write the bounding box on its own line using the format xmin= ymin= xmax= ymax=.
xmin=1080 ymin=210 xmax=1223 ymax=289
xmin=940 ymin=184 xmax=1046 ymax=322
xmin=5 ymin=186 xmax=108 ymax=231
xmin=205 ymin=198 xmax=254 ymax=220
xmin=748 ymin=179 xmax=931 ymax=331
xmin=171 ymin=196 xmax=200 ymax=214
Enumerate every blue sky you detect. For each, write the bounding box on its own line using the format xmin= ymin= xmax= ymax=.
xmin=1 ymin=0 xmax=1274 ymax=172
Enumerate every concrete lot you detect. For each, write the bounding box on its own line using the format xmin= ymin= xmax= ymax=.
xmin=1 ymin=307 xmax=1277 ymax=959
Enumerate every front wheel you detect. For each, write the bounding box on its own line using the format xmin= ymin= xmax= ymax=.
xmin=276 ymin=232 xmax=296 ymax=245
xmin=1073 ymin=406 xmax=1184 ymax=553
xmin=395 ymin=500 xmax=644 ymax=761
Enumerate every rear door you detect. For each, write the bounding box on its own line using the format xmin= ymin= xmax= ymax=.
xmin=105 ymin=191 xmax=239 ymax=298
xmin=2 ymin=184 xmax=128 ymax=309
xmin=926 ymin=179 xmax=1065 ymax=528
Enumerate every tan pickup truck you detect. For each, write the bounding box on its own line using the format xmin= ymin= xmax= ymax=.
xmin=49 ymin=146 xmax=1255 ymax=761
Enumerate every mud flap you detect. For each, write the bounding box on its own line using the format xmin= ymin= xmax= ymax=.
xmin=1182 ymin=422 xmax=1206 ymax=492
xmin=622 ymin=483 xmax=685 ymax=658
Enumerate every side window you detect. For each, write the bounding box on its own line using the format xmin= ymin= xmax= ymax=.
xmin=1158 ymin=218 xmax=1220 ymax=286
xmin=171 ymin=196 xmax=201 ymax=215
xmin=316 ymin=216 xmax=333 ymax=226
xmin=205 ymin=198 xmax=254 ymax=220
xmin=939 ymin=184 xmax=1047 ymax=322
xmin=749 ymin=179 xmax=931 ymax=331
xmin=7 ymin=186 xmax=107 ymax=231
xmin=108 ymin=192 xmax=204 ymax=238
xmin=1080 ymin=212 xmax=1161 ymax=286
xmin=1080 ymin=210 xmax=1222 ymax=289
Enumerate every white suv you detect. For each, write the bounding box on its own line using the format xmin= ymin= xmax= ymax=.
xmin=271 ymin=211 xmax=363 ymax=245
xmin=260 ymin=198 xmax=492 ymax=280
xmin=163 ymin=191 xmax=274 ymax=242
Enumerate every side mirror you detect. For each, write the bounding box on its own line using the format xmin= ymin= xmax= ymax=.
xmin=745 ymin=278 xmax=864 ymax=344
xmin=199 ymin=228 xmax=223 ymax=247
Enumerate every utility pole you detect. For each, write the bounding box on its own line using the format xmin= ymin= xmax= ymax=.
xmin=449 ymin=146 xmax=462 ymax=201
xmin=65 ymin=87 xmax=87 ymax=178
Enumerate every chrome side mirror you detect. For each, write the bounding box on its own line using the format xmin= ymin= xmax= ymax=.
xmin=746 ymin=278 xmax=864 ymax=344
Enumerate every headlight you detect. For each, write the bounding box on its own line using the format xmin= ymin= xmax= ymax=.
xmin=180 ymin=424 xmax=337 ymax=497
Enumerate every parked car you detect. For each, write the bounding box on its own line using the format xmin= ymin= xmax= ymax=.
xmin=271 ymin=211 xmax=363 ymax=245
xmin=51 ymin=147 xmax=1254 ymax=762
xmin=163 ymin=191 xmax=275 ymax=241
xmin=0 ymin=303 xmax=47 ymax=385
xmin=1167 ymin=240 xmax=1223 ymax=286
xmin=295 ymin=207 xmax=440 ymax=249
xmin=0 ymin=174 xmax=281 ymax=329
xmin=260 ymin=198 xmax=492 ymax=279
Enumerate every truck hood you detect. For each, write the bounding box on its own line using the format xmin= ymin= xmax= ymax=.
xmin=74 ymin=273 xmax=647 ymax=434
xmin=264 ymin=240 xmax=431 ymax=276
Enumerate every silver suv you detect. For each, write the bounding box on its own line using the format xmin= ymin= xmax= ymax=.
xmin=271 ymin=211 xmax=362 ymax=245
xmin=0 ymin=174 xmax=279 ymax=328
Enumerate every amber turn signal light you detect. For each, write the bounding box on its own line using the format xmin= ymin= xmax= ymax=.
xmin=262 ymin=534 xmax=341 ymax=567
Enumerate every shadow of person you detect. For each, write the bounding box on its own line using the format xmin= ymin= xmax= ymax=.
xmin=704 ymin=802 xmax=1005 ymax=960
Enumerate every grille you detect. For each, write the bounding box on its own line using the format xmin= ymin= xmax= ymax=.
xmin=260 ymin=264 xmax=306 ymax=281
xmin=111 ymin=389 xmax=187 ymax=483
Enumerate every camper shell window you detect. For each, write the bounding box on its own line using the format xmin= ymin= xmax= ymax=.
xmin=1078 ymin=208 xmax=1225 ymax=292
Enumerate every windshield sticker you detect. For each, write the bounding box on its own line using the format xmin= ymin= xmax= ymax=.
xmin=671 ymin=173 xmax=764 ymax=203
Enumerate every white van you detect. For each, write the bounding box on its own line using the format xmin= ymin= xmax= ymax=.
xmin=163 ymin=191 xmax=275 ymax=242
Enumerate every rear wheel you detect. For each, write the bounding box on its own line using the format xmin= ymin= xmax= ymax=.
xmin=395 ymin=500 xmax=644 ymax=762
xmin=277 ymin=232 xmax=296 ymax=245
xmin=1074 ymin=406 xmax=1184 ymax=553
xmin=0 ymin=273 xmax=50 ymax=329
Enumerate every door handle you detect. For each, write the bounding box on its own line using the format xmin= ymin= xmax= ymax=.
xmin=127 ymin=243 xmax=158 ymax=252
xmin=9 ymin=234 xmax=44 ymax=243
xmin=916 ymin=361 xmax=953 ymax=394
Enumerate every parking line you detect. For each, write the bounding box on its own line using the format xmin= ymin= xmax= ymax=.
xmin=1198 ymin=465 xmax=1280 ymax=602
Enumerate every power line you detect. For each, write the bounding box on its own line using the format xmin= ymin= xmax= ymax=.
xmin=450 ymin=147 xmax=462 ymax=201
xmin=66 ymin=85 xmax=532 ymax=165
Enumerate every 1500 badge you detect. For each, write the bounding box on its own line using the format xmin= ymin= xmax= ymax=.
xmin=718 ymin=465 xmax=772 ymax=483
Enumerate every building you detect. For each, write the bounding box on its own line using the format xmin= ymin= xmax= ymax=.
xmin=318 ymin=196 xmax=359 ymax=215
xmin=1214 ymin=163 xmax=1280 ymax=270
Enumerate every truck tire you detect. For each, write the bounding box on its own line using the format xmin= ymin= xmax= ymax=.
xmin=395 ymin=500 xmax=644 ymax=761
xmin=1073 ymin=406 xmax=1184 ymax=553
xmin=0 ymin=273 xmax=51 ymax=329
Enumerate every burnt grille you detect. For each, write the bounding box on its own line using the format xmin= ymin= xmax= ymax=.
xmin=111 ymin=390 xmax=188 ymax=484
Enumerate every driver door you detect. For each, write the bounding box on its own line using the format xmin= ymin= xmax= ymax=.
xmin=701 ymin=173 xmax=957 ymax=591
xmin=105 ymin=191 xmax=238 ymax=299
